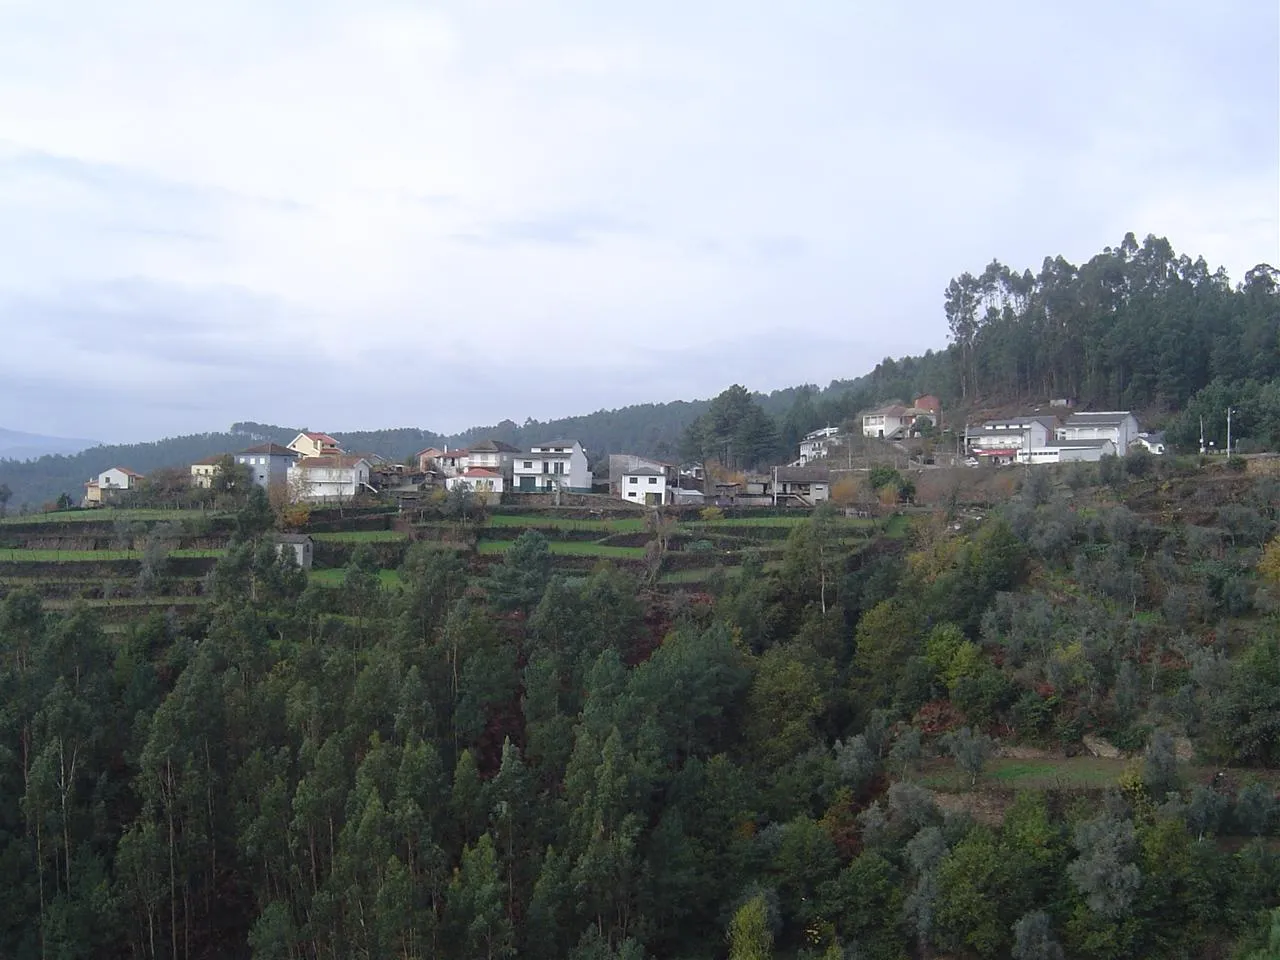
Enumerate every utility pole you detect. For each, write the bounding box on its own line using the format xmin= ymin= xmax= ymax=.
xmin=1199 ymin=416 xmax=1206 ymax=455
xmin=1226 ymin=407 xmax=1233 ymax=456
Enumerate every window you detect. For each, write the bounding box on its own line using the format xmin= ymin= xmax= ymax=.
xmin=554 ymin=462 xmax=564 ymax=474
xmin=523 ymin=461 xmax=533 ymax=469
xmin=629 ymin=476 xmax=638 ymax=484
xmin=648 ymin=477 xmax=658 ymax=484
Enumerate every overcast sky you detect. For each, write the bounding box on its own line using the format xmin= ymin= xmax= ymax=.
xmin=1 ymin=0 xmax=1275 ymax=443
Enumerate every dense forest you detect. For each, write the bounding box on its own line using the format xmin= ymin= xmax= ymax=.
xmin=2 ymin=459 xmax=1279 ymax=959
xmin=3 ymin=232 xmax=1277 ymax=509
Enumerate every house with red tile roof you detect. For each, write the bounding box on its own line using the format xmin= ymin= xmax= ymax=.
xmin=84 ymin=467 xmax=143 ymax=506
xmin=445 ymin=466 xmax=505 ymax=504
xmin=287 ymin=431 xmax=343 ymax=459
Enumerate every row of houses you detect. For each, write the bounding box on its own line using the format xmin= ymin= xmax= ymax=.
xmin=414 ymin=439 xmax=593 ymax=498
xmin=83 ymin=431 xmax=604 ymax=508
xmin=608 ymin=454 xmax=835 ymax=508
xmin=964 ymin=411 xmax=1165 ymax=465
xmin=82 ymin=402 xmax=1169 ymax=511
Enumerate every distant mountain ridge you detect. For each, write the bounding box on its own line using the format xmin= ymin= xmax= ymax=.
xmin=0 ymin=382 xmax=863 ymax=511
xmin=0 ymin=426 xmax=99 ymax=461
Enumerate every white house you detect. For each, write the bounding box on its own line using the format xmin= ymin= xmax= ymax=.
xmin=287 ymin=431 xmax=343 ymax=459
xmin=797 ymin=427 xmax=847 ymax=465
xmin=621 ymin=466 xmax=670 ymax=505
xmin=288 ymin=455 xmax=374 ymax=502
xmin=966 ymin=417 xmax=1056 ymax=465
xmin=190 ymin=455 xmax=222 ymax=489
xmin=861 ymin=396 xmax=942 ymax=440
xmin=1132 ymin=432 xmax=1167 ymax=455
xmin=609 ymin=454 xmax=675 ymax=494
xmin=84 ymin=466 xmax=143 ymax=506
xmin=446 ymin=467 xmax=505 ymax=504
xmin=862 ymin=405 xmax=912 ymax=439
xmin=1056 ymin=412 xmax=1140 ymax=454
xmin=513 ymin=440 xmax=592 ymax=492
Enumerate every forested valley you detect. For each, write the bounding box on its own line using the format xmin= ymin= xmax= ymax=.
xmin=4 ymin=232 xmax=1277 ymax=511
xmin=3 ymin=455 xmax=1280 ymax=959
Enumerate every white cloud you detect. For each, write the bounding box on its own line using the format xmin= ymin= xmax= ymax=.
xmin=0 ymin=0 xmax=1275 ymax=441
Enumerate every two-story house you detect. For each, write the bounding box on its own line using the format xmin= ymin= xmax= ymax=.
xmin=1057 ymin=412 xmax=1140 ymax=454
xmin=513 ymin=440 xmax=592 ymax=492
xmin=797 ymin=427 xmax=846 ymax=465
xmin=621 ymin=466 xmax=671 ymax=505
xmin=861 ymin=396 xmax=940 ymax=440
xmin=84 ymin=466 xmax=143 ymax=506
xmin=235 ymin=443 xmax=298 ymax=488
xmin=288 ymin=455 xmax=374 ymax=502
xmin=967 ymin=416 xmax=1056 ymax=465
xmin=609 ymin=454 xmax=675 ymax=495
xmin=466 ymin=439 xmax=522 ymax=479
xmin=287 ymin=431 xmax=343 ymax=459
xmin=190 ymin=455 xmax=223 ymax=489
xmin=862 ymin=405 xmax=911 ymax=439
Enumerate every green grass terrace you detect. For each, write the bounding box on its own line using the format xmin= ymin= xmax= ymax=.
xmin=0 ymin=507 xmax=224 ymax=525
xmin=0 ymin=548 xmax=225 ymax=561
xmin=310 ymin=530 xmax=410 ymax=542
xmin=476 ymin=540 xmax=647 ymax=559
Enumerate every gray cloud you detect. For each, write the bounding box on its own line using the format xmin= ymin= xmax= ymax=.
xmin=452 ymin=210 xmax=646 ymax=247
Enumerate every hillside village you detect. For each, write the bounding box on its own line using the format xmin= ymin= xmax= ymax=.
xmin=2 ymin=230 xmax=1278 ymax=959
xmin=77 ymin=402 xmax=1177 ymax=515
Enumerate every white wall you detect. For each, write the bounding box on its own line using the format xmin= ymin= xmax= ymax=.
xmin=99 ymin=468 xmax=136 ymax=489
xmin=446 ymin=474 xmax=506 ymax=494
xmin=516 ymin=442 xmax=591 ymax=489
xmin=289 ymin=461 xmax=370 ymax=501
xmin=621 ymin=473 xmax=667 ymax=504
xmin=862 ymin=414 xmax=906 ymax=438
xmin=1057 ymin=415 xmax=1139 ymax=454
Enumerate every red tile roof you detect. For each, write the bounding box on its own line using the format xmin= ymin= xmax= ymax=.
xmin=462 ymin=468 xmax=502 ymax=478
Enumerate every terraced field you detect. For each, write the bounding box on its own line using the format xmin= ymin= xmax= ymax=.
xmin=0 ymin=504 xmax=895 ymax=612
xmin=477 ymin=540 xmax=647 ymax=559
xmin=310 ymin=530 xmax=409 ymax=542
xmin=0 ymin=548 xmax=224 ymax=561
xmin=0 ymin=507 xmax=218 ymax=525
